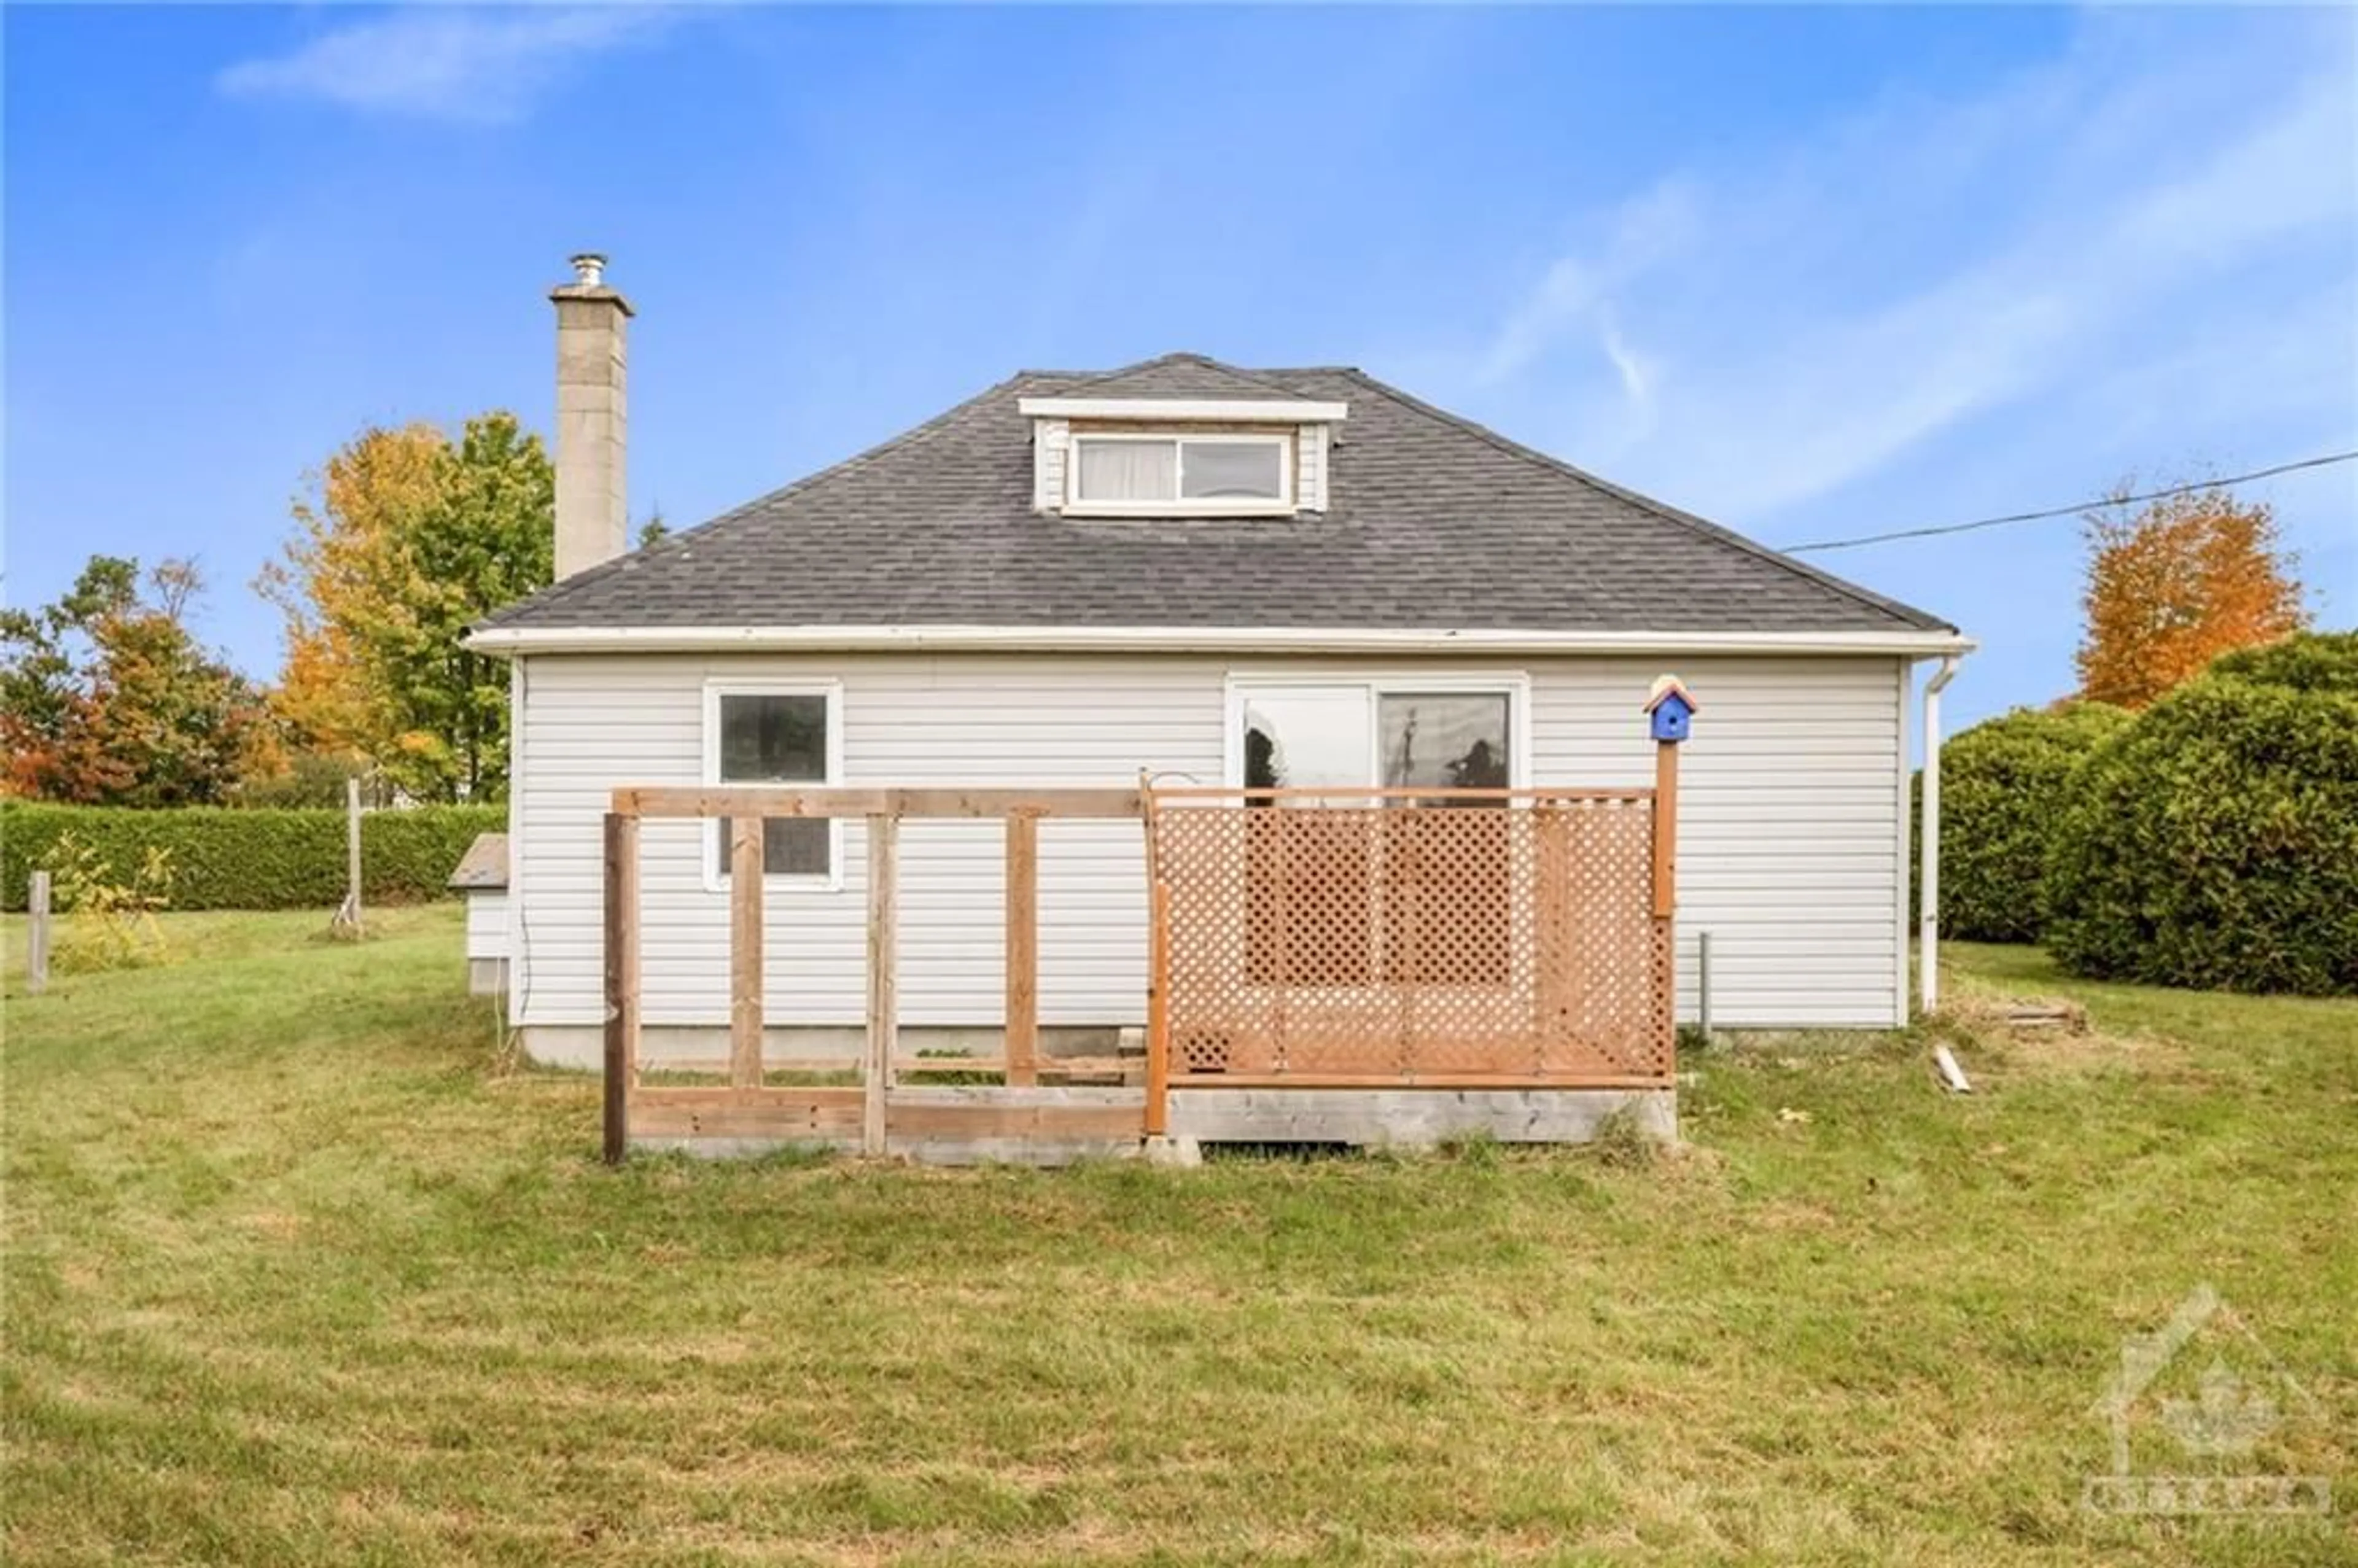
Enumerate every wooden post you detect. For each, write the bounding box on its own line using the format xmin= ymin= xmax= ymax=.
xmin=729 ymin=817 xmax=765 ymax=1088
xmin=864 ymin=813 xmax=899 ymax=1155
xmin=330 ymin=775 xmax=365 ymax=939
xmin=1004 ymin=812 xmax=1038 ymax=1087
xmin=1145 ymin=878 xmax=1170 ymax=1136
xmin=1652 ymin=741 xmax=1679 ymax=920
xmin=602 ymin=813 xmax=639 ymax=1164
xmin=26 ymin=871 xmax=50 ymax=996
xmin=348 ymin=776 xmax=364 ymax=920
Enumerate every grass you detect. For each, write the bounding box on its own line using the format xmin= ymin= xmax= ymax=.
xmin=4 ymin=911 xmax=2352 ymax=1566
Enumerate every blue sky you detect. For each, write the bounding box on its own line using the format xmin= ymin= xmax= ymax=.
xmin=7 ymin=4 xmax=2354 ymax=732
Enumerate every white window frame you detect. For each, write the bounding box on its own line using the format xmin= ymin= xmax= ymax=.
xmin=700 ymin=677 xmax=846 ymax=893
xmin=1219 ymin=672 xmax=1535 ymax=999
xmin=1065 ymin=432 xmax=1295 ymax=518
xmin=1221 ymin=672 xmax=1534 ymax=793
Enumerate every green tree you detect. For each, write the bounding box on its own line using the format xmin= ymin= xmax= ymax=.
xmin=0 ymin=556 xmax=271 ymax=806
xmin=1923 ymin=702 xmax=2130 ymax=943
xmin=2045 ymin=632 xmax=2358 ymax=995
xmin=260 ymin=412 xmax=553 ymax=801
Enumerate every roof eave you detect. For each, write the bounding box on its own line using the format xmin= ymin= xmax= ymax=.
xmin=467 ymin=623 xmax=1975 ymax=659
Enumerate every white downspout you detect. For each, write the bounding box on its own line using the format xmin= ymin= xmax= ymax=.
xmin=1919 ymin=654 xmax=1961 ymax=1014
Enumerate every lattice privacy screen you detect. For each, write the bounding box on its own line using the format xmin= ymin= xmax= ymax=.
xmin=1150 ymin=798 xmax=1673 ymax=1084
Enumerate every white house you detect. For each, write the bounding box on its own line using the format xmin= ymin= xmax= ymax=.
xmin=469 ymin=257 xmax=1971 ymax=1074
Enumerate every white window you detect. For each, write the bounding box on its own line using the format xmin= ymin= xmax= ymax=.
xmin=1228 ymin=677 xmax=1527 ymax=798
xmin=1068 ymin=433 xmax=1292 ymax=516
xmin=1224 ymin=675 xmax=1530 ymax=989
xmin=702 ymin=680 xmax=843 ymax=888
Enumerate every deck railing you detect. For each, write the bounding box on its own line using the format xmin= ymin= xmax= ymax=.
xmin=1143 ymin=787 xmax=1676 ymax=1092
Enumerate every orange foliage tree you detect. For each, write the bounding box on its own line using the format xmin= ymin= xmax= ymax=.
xmin=2075 ymin=484 xmax=2308 ymax=710
xmin=0 ymin=556 xmax=272 ymax=805
xmin=257 ymin=415 xmax=553 ymax=801
xmin=257 ymin=422 xmax=446 ymax=763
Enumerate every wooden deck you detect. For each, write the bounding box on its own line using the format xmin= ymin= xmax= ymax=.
xmin=599 ymin=777 xmax=1681 ymax=1162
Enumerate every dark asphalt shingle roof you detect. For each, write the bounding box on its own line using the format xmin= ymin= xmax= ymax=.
xmin=483 ymin=354 xmax=1950 ymax=634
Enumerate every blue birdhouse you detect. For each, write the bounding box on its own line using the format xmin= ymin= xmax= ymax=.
xmin=1644 ymin=676 xmax=1697 ymax=745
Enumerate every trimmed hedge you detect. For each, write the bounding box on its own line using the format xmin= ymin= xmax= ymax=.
xmin=2 ymin=802 xmax=504 ymax=912
xmin=1928 ymin=702 xmax=2130 ymax=942
xmin=2044 ymin=632 xmax=2358 ymax=995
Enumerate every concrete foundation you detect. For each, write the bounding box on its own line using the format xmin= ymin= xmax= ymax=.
xmin=1164 ymin=1087 xmax=1676 ymax=1147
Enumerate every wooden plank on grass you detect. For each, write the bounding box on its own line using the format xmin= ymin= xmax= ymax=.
xmin=884 ymin=1085 xmax=1146 ymax=1141
xmin=730 ymin=817 xmax=765 ymax=1088
xmin=632 ymin=1090 xmax=865 ymax=1142
xmin=1004 ymin=812 xmax=1038 ymax=1087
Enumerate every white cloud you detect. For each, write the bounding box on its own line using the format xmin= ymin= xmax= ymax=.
xmin=217 ymin=7 xmax=680 ymax=124
xmin=1430 ymin=14 xmax=2358 ymax=527
xmin=1471 ymin=180 xmax=1696 ymax=388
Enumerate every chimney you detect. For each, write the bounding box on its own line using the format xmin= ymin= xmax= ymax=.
xmin=550 ymin=252 xmax=634 ymax=579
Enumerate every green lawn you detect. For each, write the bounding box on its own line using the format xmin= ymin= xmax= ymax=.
xmin=4 ymin=909 xmax=2352 ymax=1566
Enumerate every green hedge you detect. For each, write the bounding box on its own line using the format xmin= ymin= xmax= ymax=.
xmin=2044 ymin=632 xmax=2358 ymax=995
xmin=1926 ymin=702 xmax=2130 ymax=942
xmin=2 ymin=803 xmax=505 ymax=912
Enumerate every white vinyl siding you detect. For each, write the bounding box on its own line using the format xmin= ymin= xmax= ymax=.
xmin=507 ymin=653 xmax=1906 ymax=1034
xmin=464 ymin=890 xmax=508 ymax=961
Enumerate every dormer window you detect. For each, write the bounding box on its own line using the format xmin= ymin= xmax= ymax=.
xmin=1071 ymin=433 xmax=1290 ymax=514
xmin=1019 ymin=394 xmax=1347 ymax=518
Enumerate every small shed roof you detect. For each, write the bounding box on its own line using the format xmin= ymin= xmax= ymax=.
xmin=447 ymin=833 xmax=510 ymax=891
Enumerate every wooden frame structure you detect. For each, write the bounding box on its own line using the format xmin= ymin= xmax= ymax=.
xmin=603 ymin=787 xmax=1150 ymax=1163
xmin=598 ymin=739 xmax=1683 ymax=1162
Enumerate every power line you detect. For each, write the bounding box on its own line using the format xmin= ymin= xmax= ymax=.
xmin=1780 ymin=450 xmax=2358 ymax=554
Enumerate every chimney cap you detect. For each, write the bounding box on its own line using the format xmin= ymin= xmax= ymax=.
xmin=551 ymin=253 xmax=632 ymax=314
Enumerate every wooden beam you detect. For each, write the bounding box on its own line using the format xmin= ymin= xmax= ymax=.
xmin=612 ymin=786 xmax=1143 ymax=820
xmin=1145 ymin=878 xmax=1170 ymax=1136
xmin=729 ymin=816 xmax=765 ymax=1088
xmin=1652 ymin=741 xmax=1679 ymax=920
xmin=863 ymin=813 xmax=898 ymax=1156
xmin=632 ymin=1088 xmax=865 ymax=1143
xmin=1146 ymin=784 xmax=1652 ymax=803
xmin=601 ymin=812 xmax=639 ymax=1163
xmin=884 ymin=1100 xmax=1148 ymax=1142
xmin=1003 ymin=812 xmax=1038 ymax=1087
xmin=1167 ymin=1071 xmax=1676 ymax=1090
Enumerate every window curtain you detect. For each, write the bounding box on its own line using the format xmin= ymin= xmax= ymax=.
xmin=1077 ymin=440 xmax=1178 ymax=501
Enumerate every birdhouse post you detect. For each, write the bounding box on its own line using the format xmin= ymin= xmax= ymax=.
xmin=1643 ymin=677 xmax=1696 ymax=920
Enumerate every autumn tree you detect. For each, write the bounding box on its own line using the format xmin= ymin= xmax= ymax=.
xmin=0 ymin=556 xmax=271 ymax=805
xmin=260 ymin=413 xmax=554 ymax=801
xmin=259 ymin=422 xmax=445 ymax=762
xmin=2075 ymin=483 xmax=2308 ymax=710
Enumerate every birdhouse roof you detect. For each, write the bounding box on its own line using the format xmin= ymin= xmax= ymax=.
xmin=1644 ymin=675 xmax=1698 ymax=714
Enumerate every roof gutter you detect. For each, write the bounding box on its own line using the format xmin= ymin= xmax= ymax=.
xmin=466 ymin=623 xmax=1976 ymax=659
